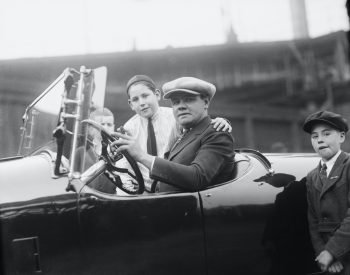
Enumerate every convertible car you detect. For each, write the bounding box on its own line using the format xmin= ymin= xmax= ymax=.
xmin=1 ymin=67 xmax=320 ymax=275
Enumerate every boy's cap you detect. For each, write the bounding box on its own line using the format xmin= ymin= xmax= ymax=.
xmin=303 ymin=110 xmax=349 ymax=133
xmin=162 ymin=77 xmax=216 ymax=100
xmin=126 ymin=75 xmax=156 ymax=94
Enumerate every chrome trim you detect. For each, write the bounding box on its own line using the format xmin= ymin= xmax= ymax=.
xmin=68 ymin=66 xmax=88 ymax=180
xmin=235 ymin=148 xmax=275 ymax=175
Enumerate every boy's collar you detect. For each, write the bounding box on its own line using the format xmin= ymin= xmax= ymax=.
xmin=140 ymin=107 xmax=160 ymax=121
xmin=321 ymin=150 xmax=342 ymax=166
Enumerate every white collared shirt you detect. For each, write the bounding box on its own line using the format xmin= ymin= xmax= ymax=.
xmin=117 ymin=107 xmax=180 ymax=192
xmin=321 ymin=150 xmax=342 ymax=177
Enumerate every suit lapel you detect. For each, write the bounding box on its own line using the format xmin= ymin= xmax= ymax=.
xmin=168 ymin=116 xmax=211 ymax=160
xmin=321 ymin=151 xmax=348 ymax=197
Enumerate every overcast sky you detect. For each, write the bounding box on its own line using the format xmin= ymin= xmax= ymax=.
xmin=0 ymin=0 xmax=348 ymax=60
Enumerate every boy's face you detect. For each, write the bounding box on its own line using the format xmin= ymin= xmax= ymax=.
xmin=88 ymin=114 xmax=115 ymax=143
xmin=128 ymin=83 xmax=160 ymax=119
xmin=94 ymin=115 xmax=115 ymax=133
xmin=310 ymin=123 xmax=345 ymax=161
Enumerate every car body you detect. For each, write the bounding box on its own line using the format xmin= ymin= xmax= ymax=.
xmin=1 ymin=67 xmax=320 ymax=275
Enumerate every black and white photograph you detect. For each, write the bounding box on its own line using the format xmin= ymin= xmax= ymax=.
xmin=1 ymin=0 xmax=350 ymax=274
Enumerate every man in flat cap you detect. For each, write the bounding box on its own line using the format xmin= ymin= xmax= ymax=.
xmin=113 ymin=76 xmax=235 ymax=192
xmin=303 ymin=110 xmax=350 ymax=274
xmin=114 ymin=75 xmax=232 ymax=194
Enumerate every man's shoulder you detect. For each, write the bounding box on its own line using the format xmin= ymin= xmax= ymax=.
xmin=196 ymin=120 xmax=234 ymax=159
xmin=198 ymin=121 xmax=234 ymax=148
xmin=202 ymin=119 xmax=233 ymax=138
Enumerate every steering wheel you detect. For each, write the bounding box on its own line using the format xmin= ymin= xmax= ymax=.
xmin=82 ymin=119 xmax=144 ymax=194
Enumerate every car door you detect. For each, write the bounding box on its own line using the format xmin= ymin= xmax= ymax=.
xmin=199 ymin=152 xmax=319 ymax=275
xmin=77 ymin=188 xmax=207 ymax=275
xmin=199 ymin=156 xmax=280 ymax=275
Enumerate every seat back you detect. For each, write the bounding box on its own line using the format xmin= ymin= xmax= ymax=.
xmin=231 ymin=153 xmax=250 ymax=179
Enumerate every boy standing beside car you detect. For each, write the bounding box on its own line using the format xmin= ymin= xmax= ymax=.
xmin=303 ymin=110 xmax=350 ymax=274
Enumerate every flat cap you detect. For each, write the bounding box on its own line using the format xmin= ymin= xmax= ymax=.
xmin=303 ymin=110 xmax=348 ymax=133
xmin=126 ymin=75 xmax=156 ymax=94
xmin=162 ymin=77 xmax=216 ymax=100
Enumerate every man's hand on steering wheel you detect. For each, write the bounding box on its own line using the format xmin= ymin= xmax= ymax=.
xmin=111 ymin=130 xmax=156 ymax=171
xmin=111 ymin=129 xmax=142 ymax=160
xmin=82 ymin=119 xmax=144 ymax=194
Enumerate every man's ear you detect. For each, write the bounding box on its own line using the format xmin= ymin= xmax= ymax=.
xmin=204 ymin=97 xmax=210 ymax=110
xmin=340 ymin=131 xmax=346 ymax=141
xmin=155 ymin=89 xmax=161 ymax=100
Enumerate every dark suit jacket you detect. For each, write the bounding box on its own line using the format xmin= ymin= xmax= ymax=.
xmin=151 ymin=116 xmax=235 ymax=192
xmin=306 ymin=151 xmax=350 ymax=268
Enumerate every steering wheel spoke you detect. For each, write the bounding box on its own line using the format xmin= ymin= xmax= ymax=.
xmin=82 ymin=119 xmax=145 ymax=194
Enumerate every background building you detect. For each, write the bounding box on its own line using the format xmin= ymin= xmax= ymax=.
xmin=0 ymin=30 xmax=349 ymax=158
xmin=0 ymin=0 xmax=349 ymax=158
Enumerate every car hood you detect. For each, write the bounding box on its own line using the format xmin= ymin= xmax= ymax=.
xmin=0 ymin=154 xmax=69 ymax=204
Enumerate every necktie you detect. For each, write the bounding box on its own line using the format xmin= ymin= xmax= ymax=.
xmin=320 ymin=163 xmax=327 ymax=178
xmin=147 ymin=118 xmax=157 ymax=156
xmin=170 ymin=128 xmax=189 ymax=152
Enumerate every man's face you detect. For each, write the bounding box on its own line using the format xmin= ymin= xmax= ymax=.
xmin=170 ymin=93 xmax=209 ymax=129
xmin=128 ymin=84 xmax=160 ymax=119
xmin=310 ymin=123 xmax=345 ymax=161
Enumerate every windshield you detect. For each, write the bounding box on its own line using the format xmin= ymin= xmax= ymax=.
xmin=18 ymin=67 xmax=107 ymax=163
xmin=18 ymin=72 xmax=67 ymax=156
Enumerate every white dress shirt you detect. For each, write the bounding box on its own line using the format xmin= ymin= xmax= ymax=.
xmin=117 ymin=107 xmax=180 ymax=193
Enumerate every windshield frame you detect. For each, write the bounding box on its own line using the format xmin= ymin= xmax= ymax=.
xmin=17 ymin=67 xmax=108 ymax=178
xmin=17 ymin=71 xmax=68 ymax=156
